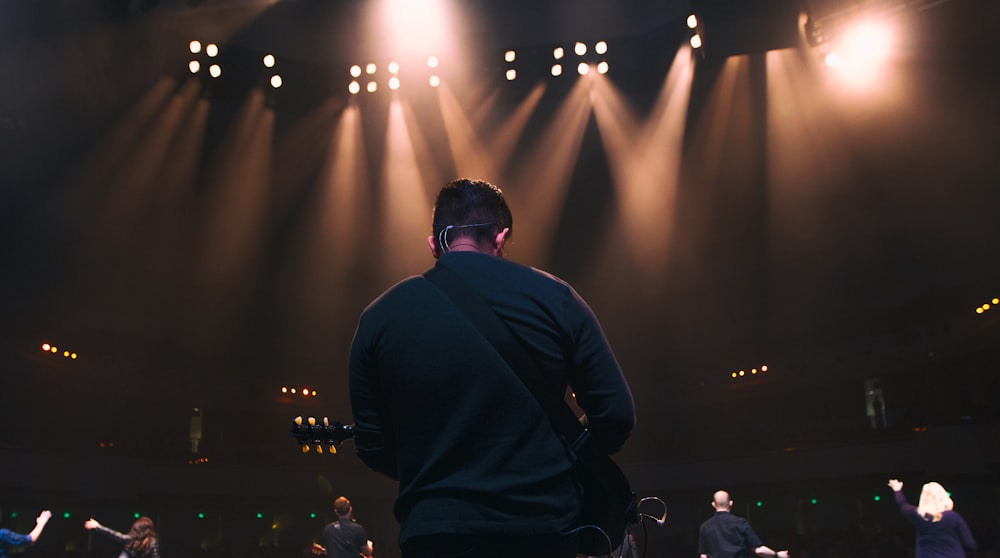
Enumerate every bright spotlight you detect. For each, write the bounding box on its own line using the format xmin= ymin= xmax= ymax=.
xmin=577 ymin=62 xmax=589 ymax=75
xmin=553 ymin=47 xmax=565 ymax=60
xmin=367 ymin=81 xmax=377 ymax=93
xmin=270 ymin=75 xmax=282 ymax=88
xmin=348 ymin=81 xmax=361 ymax=94
xmin=551 ymin=64 xmax=563 ymax=76
xmin=429 ymin=75 xmax=440 ymax=87
xmin=690 ymin=34 xmax=703 ymax=49
xmin=505 ymin=69 xmax=517 ymax=81
xmin=574 ymin=42 xmax=587 ymax=56
xmin=504 ymin=50 xmax=516 ymax=63
xmin=594 ymin=41 xmax=607 ymax=55
xmin=597 ymin=60 xmax=609 ymax=74
xmin=687 ymin=14 xmax=698 ymax=29
xmin=388 ymin=61 xmax=400 ymax=74
xmin=208 ymin=64 xmax=222 ymax=78
xmin=188 ymin=60 xmax=200 ymax=74
xmin=206 ymin=43 xmax=219 ymax=57
xmin=350 ymin=64 xmax=362 ymax=78
xmin=263 ymin=54 xmax=275 ymax=68
xmin=389 ymin=76 xmax=400 ymax=89
xmin=189 ymin=40 xmax=202 ymax=54
xmin=825 ymin=18 xmax=897 ymax=87
xmin=366 ymin=63 xmax=376 ymax=74
xmin=427 ymin=55 xmax=439 ymax=68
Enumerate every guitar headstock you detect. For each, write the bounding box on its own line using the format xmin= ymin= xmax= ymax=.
xmin=291 ymin=416 xmax=354 ymax=455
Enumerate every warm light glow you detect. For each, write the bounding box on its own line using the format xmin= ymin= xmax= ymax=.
xmin=551 ymin=64 xmax=563 ymax=77
xmin=350 ymin=64 xmax=362 ymax=77
xmin=367 ymin=81 xmax=377 ymax=92
xmin=366 ymin=63 xmax=377 ymax=74
xmin=574 ymin=42 xmax=587 ymax=56
xmin=976 ymin=307 xmax=984 ymax=314
xmin=761 ymin=365 xmax=768 ymax=372
xmin=290 ymin=388 xmax=297 ymax=394
xmin=739 ymin=370 xmax=745 ymax=376
xmin=577 ymin=62 xmax=589 ymax=75
xmin=985 ymin=303 xmax=992 ymax=310
xmin=504 ymin=50 xmax=516 ymax=63
xmin=505 ymin=69 xmax=516 ymax=81
xmin=189 ymin=60 xmax=200 ymax=74
xmin=388 ymin=61 xmax=400 ymax=74
xmin=209 ymin=64 xmax=222 ymax=78
xmin=389 ymin=76 xmax=400 ymax=89
xmin=63 ymin=351 xmax=70 ymax=357
xmin=687 ymin=14 xmax=698 ymax=29
xmin=427 ymin=55 xmax=439 ymax=68
xmin=302 ymin=388 xmax=310 ymax=396
xmin=281 ymin=387 xmax=288 ymax=393
xmin=429 ymin=75 xmax=440 ymax=87
xmin=731 ymin=372 xmax=737 ymax=378
xmin=263 ymin=54 xmax=275 ymax=68
xmin=553 ymin=47 xmax=565 ymax=60
xmin=206 ymin=43 xmax=218 ymax=57
xmin=42 ymin=343 xmax=51 ymax=351
xmin=993 ymin=298 xmax=999 ymax=304
xmin=824 ymin=18 xmax=897 ymax=90
xmin=270 ymin=75 xmax=282 ymax=88
xmin=312 ymin=391 xmax=318 ymax=397
xmin=349 ymin=81 xmax=361 ymax=94
xmin=597 ymin=61 xmax=609 ymax=74
xmin=51 ymin=347 xmax=57 ymax=353
xmin=595 ymin=41 xmax=608 ymax=55
xmin=751 ymin=368 xmax=758 ymax=374
xmin=189 ymin=40 xmax=202 ymax=54
xmin=690 ymin=34 xmax=702 ymax=49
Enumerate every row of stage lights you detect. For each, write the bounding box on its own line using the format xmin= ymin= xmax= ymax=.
xmin=41 ymin=342 xmax=78 ymax=359
xmin=730 ymin=364 xmax=768 ymax=379
xmin=281 ymin=386 xmax=318 ymax=397
xmin=188 ymin=40 xmax=285 ymax=89
xmin=346 ymin=57 xmax=442 ymax=94
xmin=974 ymin=296 xmax=999 ymax=314
xmin=502 ymin=40 xmax=610 ymax=81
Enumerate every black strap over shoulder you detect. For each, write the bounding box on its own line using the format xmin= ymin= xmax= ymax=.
xmin=423 ymin=264 xmax=588 ymax=453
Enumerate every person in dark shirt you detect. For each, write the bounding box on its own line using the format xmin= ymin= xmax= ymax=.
xmin=0 ymin=509 xmax=51 ymax=558
xmin=84 ymin=516 xmax=160 ymax=558
xmin=349 ymin=178 xmax=635 ymax=558
xmin=698 ymin=491 xmax=788 ymax=558
xmin=313 ymin=496 xmax=373 ymax=558
xmin=887 ymin=478 xmax=976 ymax=558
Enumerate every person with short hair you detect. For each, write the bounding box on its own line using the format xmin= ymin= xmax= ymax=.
xmin=313 ymin=496 xmax=373 ymax=558
xmin=698 ymin=491 xmax=788 ymax=558
xmin=0 ymin=509 xmax=52 ymax=558
xmin=887 ymin=478 xmax=976 ymax=558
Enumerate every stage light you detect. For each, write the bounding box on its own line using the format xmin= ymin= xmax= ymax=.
xmin=504 ymin=50 xmax=516 ymax=63
xmin=189 ymin=40 xmax=202 ymax=54
xmin=690 ymin=34 xmax=703 ymax=49
xmin=367 ymin=81 xmax=377 ymax=93
xmin=597 ymin=61 xmax=609 ymax=74
xmin=63 ymin=351 xmax=70 ymax=357
xmin=290 ymin=388 xmax=297 ymax=394
xmin=270 ymin=75 xmax=282 ymax=88
xmin=188 ymin=60 xmax=200 ymax=74
xmin=41 ymin=343 xmax=51 ymax=351
xmin=205 ymin=43 xmax=218 ymax=57
xmin=761 ymin=365 xmax=768 ymax=372
xmin=389 ymin=76 xmax=400 ymax=89
xmin=350 ymin=65 xmax=362 ymax=78
xmin=731 ymin=372 xmax=737 ymax=378
xmin=738 ymin=370 xmax=745 ymax=376
xmin=756 ymin=500 xmax=763 ymax=507
xmin=985 ymin=303 xmax=992 ymax=310
xmin=751 ymin=368 xmax=758 ymax=375
xmin=263 ymin=54 xmax=275 ymax=68
xmin=553 ymin=47 xmax=565 ymax=60
xmin=208 ymin=64 xmax=222 ymax=78
xmin=349 ymin=81 xmax=361 ymax=94
xmin=574 ymin=42 xmax=587 ymax=56
xmin=50 ymin=346 xmax=57 ymax=353
xmin=281 ymin=387 xmax=288 ymax=393
xmin=366 ymin=63 xmax=376 ymax=75
xmin=551 ymin=64 xmax=562 ymax=76
xmin=427 ymin=55 xmax=439 ymax=68
xmin=388 ymin=61 xmax=399 ymax=74
xmin=687 ymin=14 xmax=698 ymax=29
xmin=594 ymin=41 xmax=608 ymax=55
xmin=505 ymin=69 xmax=516 ymax=81
xmin=976 ymin=307 xmax=984 ymax=314
xmin=429 ymin=75 xmax=440 ymax=87
xmin=577 ymin=62 xmax=589 ymax=75
xmin=993 ymin=298 xmax=999 ymax=304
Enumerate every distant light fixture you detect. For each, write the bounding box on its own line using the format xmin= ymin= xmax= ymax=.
xmin=388 ymin=76 xmax=400 ymax=89
xmin=428 ymin=75 xmax=440 ymax=87
xmin=189 ymin=40 xmax=202 ymax=54
xmin=365 ymin=63 xmax=376 ymax=75
xmin=577 ymin=62 xmax=589 ymax=75
xmin=208 ymin=64 xmax=222 ymax=78
xmin=551 ymin=64 xmax=562 ymax=76
xmin=263 ymin=54 xmax=275 ymax=68
xmin=687 ymin=14 xmax=698 ymax=29
xmin=270 ymin=75 xmax=282 ymax=88
xmin=367 ymin=81 xmax=377 ymax=93
xmin=690 ymin=34 xmax=703 ymax=49
xmin=348 ymin=81 xmax=361 ymax=94
xmin=388 ymin=61 xmax=400 ymax=74
xmin=427 ymin=55 xmax=439 ymax=68
xmin=594 ymin=41 xmax=608 ymax=55
xmin=504 ymin=50 xmax=516 ymax=63
xmin=574 ymin=42 xmax=587 ymax=56
xmin=189 ymin=60 xmax=200 ymax=74
xmin=350 ymin=65 xmax=362 ymax=78
xmin=505 ymin=69 xmax=516 ymax=81
xmin=553 ymin=47 xmax=565 ymax=60
xmin=205 ymin=43 xmax=219 ymax=58
xmin=597 ymin=61 xmax=609 ymax=74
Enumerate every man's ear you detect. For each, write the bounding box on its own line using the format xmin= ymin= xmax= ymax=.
xmin=493 ymin=227 xmax=510 ymax=255
xmin=427 ymin=235 xmax=441 ymax=259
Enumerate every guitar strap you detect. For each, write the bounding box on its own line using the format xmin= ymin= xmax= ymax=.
xmin=423 ymin=265 xmax=589 ymax=456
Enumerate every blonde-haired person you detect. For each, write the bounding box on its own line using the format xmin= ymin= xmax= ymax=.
xmin=887 ymin=479 xmax=976 ymax=558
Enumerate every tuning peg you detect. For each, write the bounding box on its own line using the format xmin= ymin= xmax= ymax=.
xmin=301 ymin=444 xmax=311 ymax=454
xmin=329 ymin=445 xmax=337 ymax=454
xmin=294 ymin=416 xmax=303 ymax=426
xmin=323 ymin=417 xmax=330 ymax=426
xmin=308 ymin=417 xmax=316 ymax=426
xmin=317 ymin=445 xmax=324 ymax=454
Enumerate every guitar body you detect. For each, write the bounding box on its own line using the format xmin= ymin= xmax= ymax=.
xmin=575 ymin=451 xmax=638 ymax=556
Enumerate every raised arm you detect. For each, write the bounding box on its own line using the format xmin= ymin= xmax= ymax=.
xmin=28 ymin=510 xmax=52 ymax=542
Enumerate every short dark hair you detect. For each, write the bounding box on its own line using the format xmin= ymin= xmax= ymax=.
xmin=334 ymin=496 xmax=351 ymax=516
xmin=431 ymin=178 xmax=513 ymax=254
